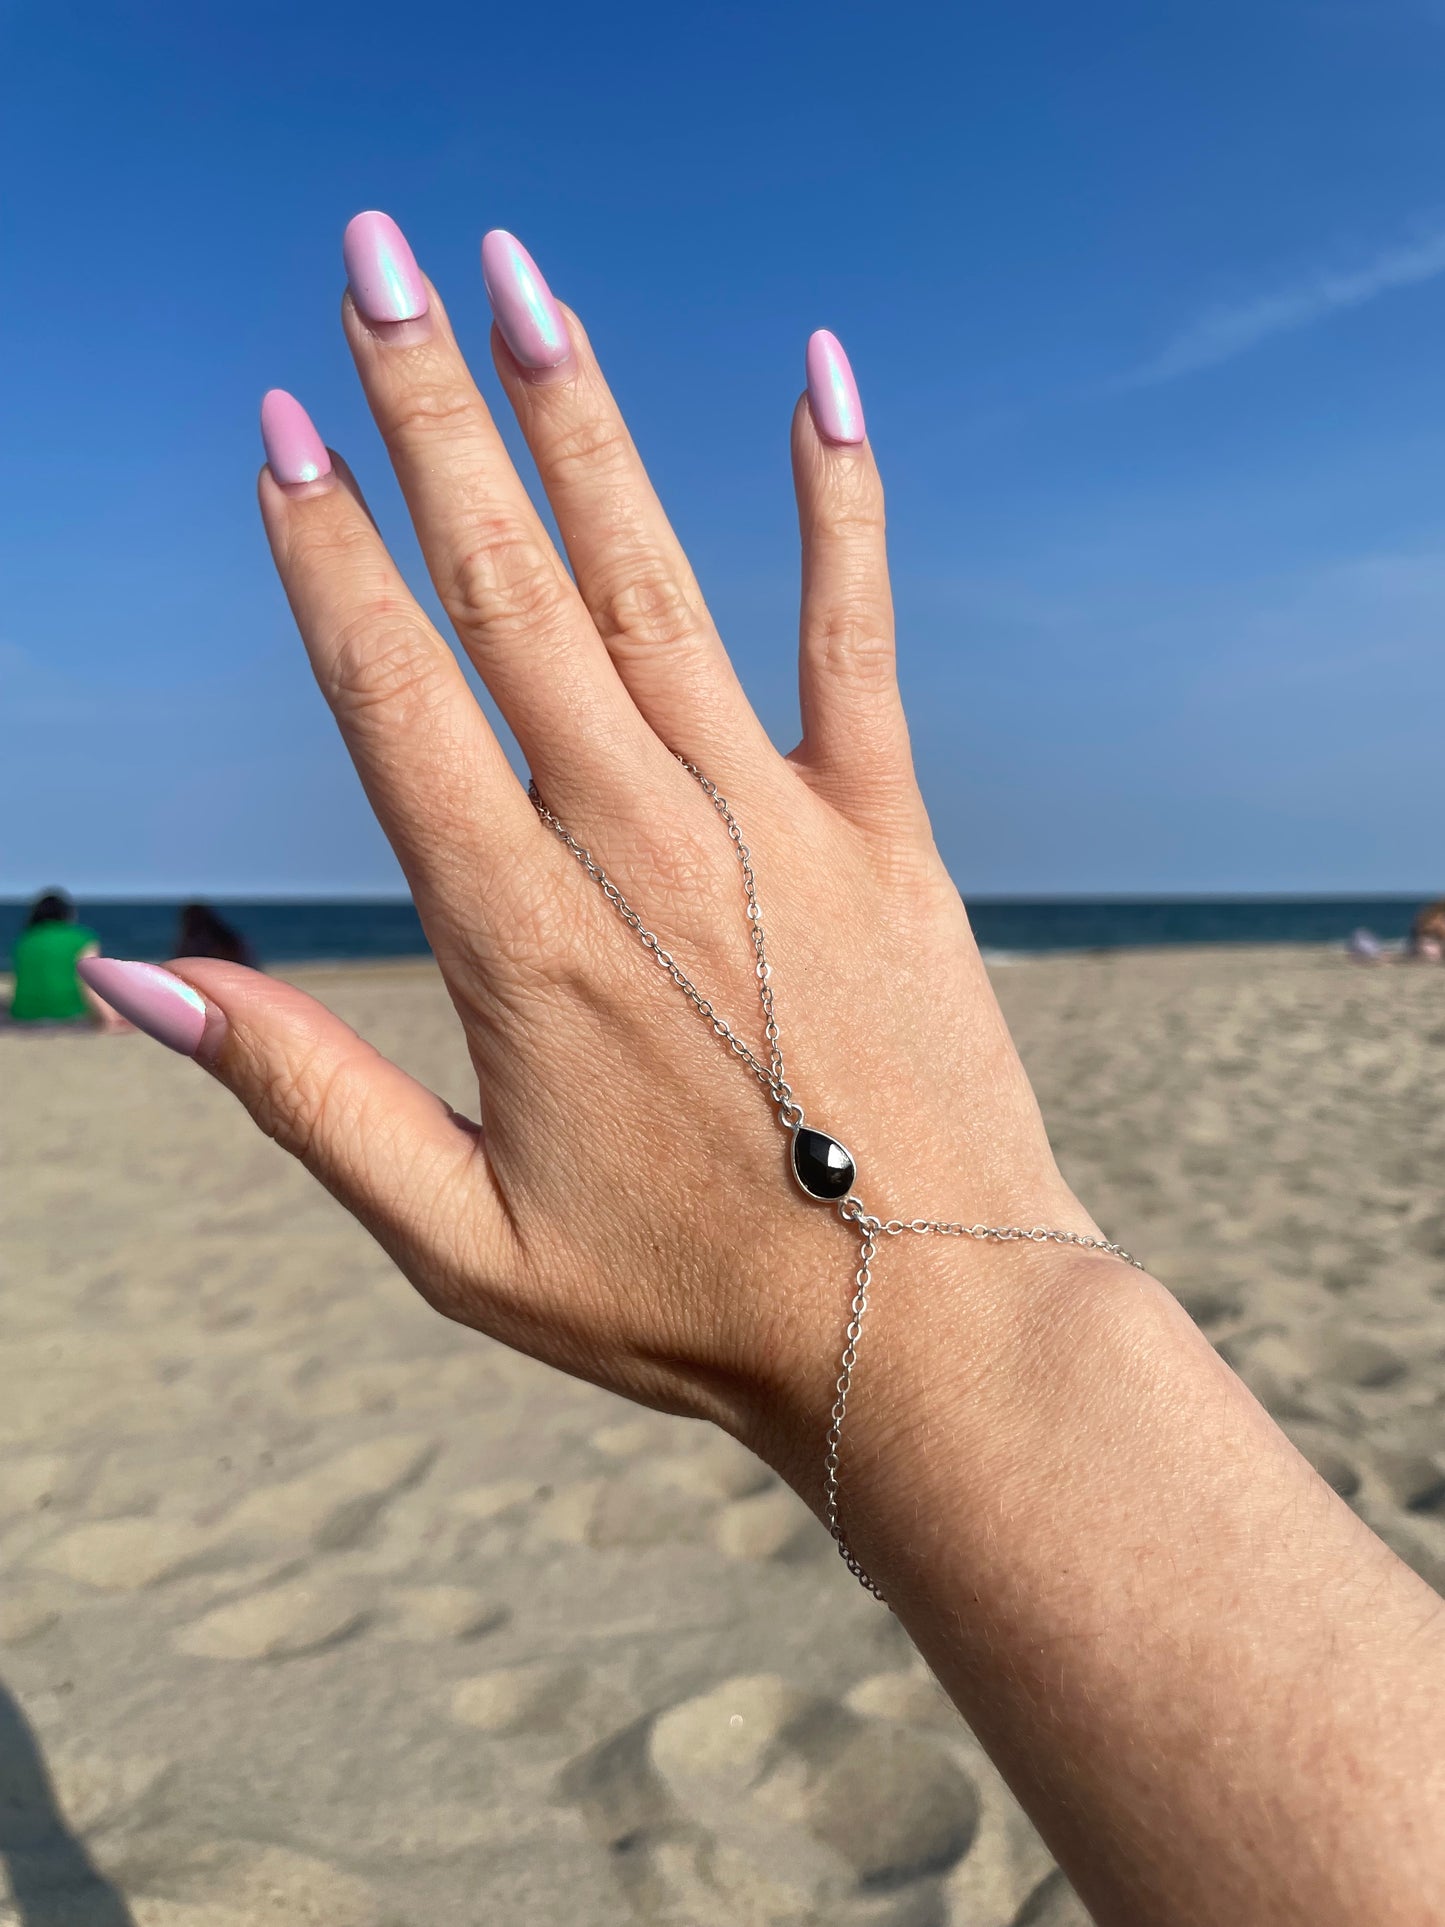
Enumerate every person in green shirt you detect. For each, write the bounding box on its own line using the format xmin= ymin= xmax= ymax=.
xmin=8 ymin=891 xmax=126 ymax=1030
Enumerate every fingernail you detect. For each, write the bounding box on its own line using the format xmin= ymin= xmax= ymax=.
xmin=481 ymin=230 xmax=570 ymax=371
xmin=77 ymin=959 xmax=209 ymax=1057
xmin=260 ymin=390 xmax=332 ymax=485
xmin=806 ymin=330 xmax=866 ymax=446
xmin=343 ymin=210 xmax=429 ymax=325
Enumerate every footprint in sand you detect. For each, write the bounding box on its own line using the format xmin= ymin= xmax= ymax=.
xmin=451 ymin=1659 xmax=588 ymax=1736
xmin=27 ymin=1516 xmax=229 ymax=1592
xmin=814 ymin=1672 xmax=1093 ymax=1926
xmin=174 ymin=1579 xmax=369 ymax=1661
xmin=561 ymin=1671 xmax=980 ymax=1923
xmin=713 ymin=1487 xmax=823 ymax=1563
xmin=844 ymin=1671 xmax=961 ymax=1733
xmin=1410 ymin=1210 xmax=1445 ymax=1258
xmin=123 ymin=1843 xmax=385 ymax=1927
xmin=1317 ymin=1333 xmax=1408 ymax=1391
xmin=448 ymin=1477 xmax=540 ymax=1524
xmin=784 ymin=1714 xmax=979 ymax=1889
xmin=0 ymin=1451 xmax=83 ymax=1518
xmin=222 ymin=1434 xmax=438 ymax=1551
xmin=377 ymin=1585 xmax=508 ymax=1643
xmin=590 ymin=1416 xmax=674 ymax=1459
xmin=651 ymin=1433 xmax=776 ymax=1504
xmin=533 ymin=1475 xmax=701 ymax=1551
xmin=0 ymin=1584 xmax=63 ymax=1647
xmin=292 ymin=1359 xmax=433 ymax=1420
xmin=1372 ymin=1448 xmax=1445 ymax=1514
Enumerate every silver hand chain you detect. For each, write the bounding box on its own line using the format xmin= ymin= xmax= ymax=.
xmin=530 ymin=760 xmax=1143 ymax=1603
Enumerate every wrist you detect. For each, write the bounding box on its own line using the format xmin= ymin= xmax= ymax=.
xmin=809 ymin=1239 xmax=1235 ymax=1669
xmin=840 ymin=1246 xmax=1169 ymax=1553
xmin=740 ymin=1212 xmax=1160 ymax=1525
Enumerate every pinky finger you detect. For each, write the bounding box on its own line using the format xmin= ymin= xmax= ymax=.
xmin=76 ymin=956 xmax=509 ymax=1305
xmin=791 ymin=333 xmax=918 ymax=829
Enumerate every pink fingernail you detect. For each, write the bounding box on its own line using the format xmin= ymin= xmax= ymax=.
xmin=77 ymin=959 xmax=208 ymax=1057
xmin=806 ymin=330 xmax=866 ymax=446
xmin=343 ymin=210 xmax=429 ymax=325
xmin=260 ymin=390 xmax=332 ymax=485
xmin=481 ymin=230 xmax=570 ymax=371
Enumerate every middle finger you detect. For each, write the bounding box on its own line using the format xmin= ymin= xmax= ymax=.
xmin=482 ymin=230 xmax=770 ymax=769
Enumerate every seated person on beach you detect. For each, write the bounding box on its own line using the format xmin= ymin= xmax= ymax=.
xmin=1409 ymin=897 xmax=1445 ymax=960
xmin=82 ymin=216 xmax=1445 ymax=1924
xmin=176 ymin=901 xmax=254 ymax=968
xmin=8 ymin=891 xmax=127 ymax=1032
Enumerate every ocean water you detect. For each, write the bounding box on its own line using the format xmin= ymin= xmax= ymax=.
xmin=0 ymin=896 xmax=1429 ymax=966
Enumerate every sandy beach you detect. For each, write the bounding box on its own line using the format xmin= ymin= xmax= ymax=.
xmin=2 ymin=945 xmax=1442 ymax=1926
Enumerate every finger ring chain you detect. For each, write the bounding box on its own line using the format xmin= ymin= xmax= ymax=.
xmin=530 ymin=761 xmax=1144 ymax=1603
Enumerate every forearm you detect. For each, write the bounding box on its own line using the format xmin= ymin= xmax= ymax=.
xmin=831 ymin=1248 xmax=1445 ymax=1926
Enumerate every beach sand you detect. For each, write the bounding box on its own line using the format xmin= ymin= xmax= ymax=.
xmin=2 ymin=947 xmax=1442 ymax=1925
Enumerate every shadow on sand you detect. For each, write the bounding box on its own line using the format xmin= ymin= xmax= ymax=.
xmin=0 ymin=1679 xmax=135 ymax=1925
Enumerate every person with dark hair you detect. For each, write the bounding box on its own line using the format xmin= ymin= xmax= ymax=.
xmin=7 ymin=890 xmax=127 ymax=1030
xmin=175 ymin=902 xmax=254 ymax=968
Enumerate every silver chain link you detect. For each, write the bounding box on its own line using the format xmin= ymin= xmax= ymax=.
xmin=531 ymin=760 xmax=1143 ymax=1602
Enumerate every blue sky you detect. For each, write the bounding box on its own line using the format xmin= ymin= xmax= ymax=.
xmin=4 ymin=0 xmax=1445 ymax=896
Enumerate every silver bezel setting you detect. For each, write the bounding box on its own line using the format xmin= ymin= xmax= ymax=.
xmin=790 ymin=1122 xmax=857 ymax=1203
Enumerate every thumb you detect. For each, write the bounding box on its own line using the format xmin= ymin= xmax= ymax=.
xmin=76 ymin=957 xmax=496 ymax=1268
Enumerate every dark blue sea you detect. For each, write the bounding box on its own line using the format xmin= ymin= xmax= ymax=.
xmin=0 ymin=897 xmax=1429 ymax=966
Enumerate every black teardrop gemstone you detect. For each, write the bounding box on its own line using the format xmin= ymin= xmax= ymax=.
xmin=791 ymin=1126 xmax=856 ymax=1201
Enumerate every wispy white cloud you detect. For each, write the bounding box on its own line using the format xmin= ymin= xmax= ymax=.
xmin=1128 ymin=222 xmax=1445 ymax=386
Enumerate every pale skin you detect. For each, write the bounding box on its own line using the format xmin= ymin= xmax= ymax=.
xmin=160 ymin=257 xmax=1444 ymax=1924
xmin=77 ymin=941 xmax=130 ymax=1032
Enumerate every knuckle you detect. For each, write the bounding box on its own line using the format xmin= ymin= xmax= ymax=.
xmin=459 ymin=846 xmax=592 ymax=990
xmin=824 ymin=501 xmax=888 ymax=539
xmin=383 ymin=381 xmax=487 ymax=444
xmin=541 ymin=411 xmax=634 ymax=480
xmin=493 ymin=859 xmax=593 ymax=986
xmin=286 ymin=509 xmax=379 ymax=578
xmin=444 ymin=524 xmax=571 ymax=648
xmin=324 ymin=613 xmax=450 ymax=731
xmin=474 ymin=848 xmax=665 ymax=1005
xmin=809 ymin=605 xmax=897 ymax=691
xmin=592 ymin=563 xmax=702 ymax=656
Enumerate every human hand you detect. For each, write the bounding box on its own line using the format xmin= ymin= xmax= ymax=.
xmin=81 ymin=216 xmax=1445 ymax=1927
xmin=82 ymin=216 xmax=1106 ymax=1494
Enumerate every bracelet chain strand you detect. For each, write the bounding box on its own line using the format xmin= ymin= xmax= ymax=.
xmin=530 ymin=760 xmax=1144 ymax=1603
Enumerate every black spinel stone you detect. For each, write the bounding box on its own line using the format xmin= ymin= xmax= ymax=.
xmin=792 ymin=1127 xmax=856 ymax=1201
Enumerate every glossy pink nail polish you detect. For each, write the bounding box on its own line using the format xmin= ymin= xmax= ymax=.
xmin=806 ymin=330 xmax=866 ymax=446
xmin=343 ymin=210 xmax=428 ymax=325
xmin=481 ymin=230 xmax=570 ymax=371
xmin=260 ymin=390 xmax=331 ymax=485
xmin=77 ymin=959 xmax=208 ymax=1056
